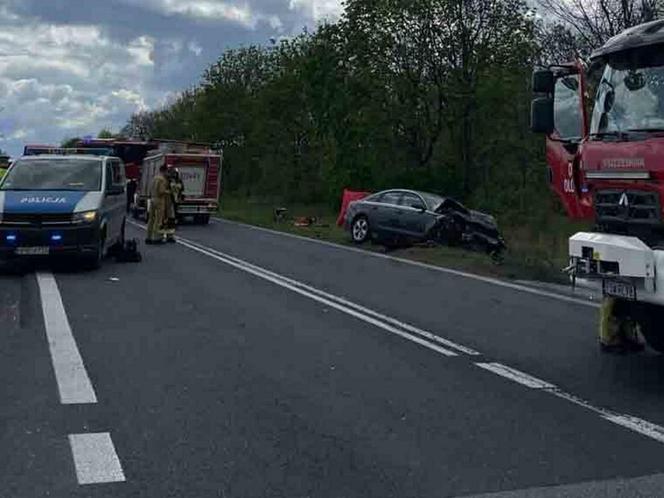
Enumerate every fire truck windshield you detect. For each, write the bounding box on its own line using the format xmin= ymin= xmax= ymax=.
xmin=590 ymin=51 xmax=664 ymax=137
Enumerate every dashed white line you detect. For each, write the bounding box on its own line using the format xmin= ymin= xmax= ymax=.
xmin=69 ymin=433 xmax=126 ymax=485
xmin=475 ymin=362 xmax=556 ymax=389
xmin=129 ymin=222 xmax=664 ymax=447
xmin=36 ymin=272 xmax=97 ymax=405
xmin=603 ymin=415 xmax=664 ymax=444
xmin=475 ymin=362 xmax=664 ymax=446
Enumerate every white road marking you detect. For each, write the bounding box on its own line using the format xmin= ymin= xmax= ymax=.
xmin=475 ymin=362 xmax=556 ymax=389
xmin=181 ymin=236 xmax=479 ymax=356
xmin=475 ymin=362 xmax=664 ymax=446
xmin=128 ymin=221 xmax=664 ymax=446
xmin=176 ymin=237 xmax=459 ymax=357
xmin=212 ymin=217 xmax=599 ymax=309
xmin=603 ymin=415 xmax=664 ymax=444
xmin=36 ymin=272 xmax=97 ymax=404
xmin=69 ymin=433 xmax=125 ymax=485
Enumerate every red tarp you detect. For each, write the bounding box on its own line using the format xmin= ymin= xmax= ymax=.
xmin=336 ymin=189 xmax=371 ymax=227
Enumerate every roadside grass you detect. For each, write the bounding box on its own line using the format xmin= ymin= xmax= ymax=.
xmin=219 ymin=196 xmax=591 ymax=284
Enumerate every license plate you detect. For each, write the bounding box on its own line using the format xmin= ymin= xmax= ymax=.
xmin=16 ymin=246 xmax=50 ymax=256
xmin=603 ymin=279 xmax=636 ymax=300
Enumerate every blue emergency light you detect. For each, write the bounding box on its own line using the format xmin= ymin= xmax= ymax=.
xmin=51 ymin=234 xmax=63 ymax=242
xmin=5 ymin=234 xmax=17 ymax=242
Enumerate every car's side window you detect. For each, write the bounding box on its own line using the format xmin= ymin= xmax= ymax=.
xmin=400 ymin=193 xmax=425 ymax=209
xmin=380 ymin=192 xmax=403 ymax=205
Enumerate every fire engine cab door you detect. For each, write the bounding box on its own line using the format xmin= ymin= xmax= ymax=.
xmin=547 ymin=65 xmax=591 ymax=218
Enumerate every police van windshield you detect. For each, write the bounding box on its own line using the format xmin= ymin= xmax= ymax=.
xmin=0 ymin=158 xmax=102 ymax=191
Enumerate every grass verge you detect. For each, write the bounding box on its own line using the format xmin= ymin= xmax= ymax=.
xmin=219 ymin=196 xmax=591 ymax=284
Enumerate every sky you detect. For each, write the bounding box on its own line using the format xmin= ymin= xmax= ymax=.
xmin=0 ymin=0 xmax=343 ymax=157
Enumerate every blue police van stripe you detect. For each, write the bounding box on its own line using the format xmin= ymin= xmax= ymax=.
xmin=2 ymin=191 xmax=87 ymax=214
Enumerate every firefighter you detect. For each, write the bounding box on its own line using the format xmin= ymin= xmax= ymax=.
xmin=162 ymin=169 xmax=182 ymax=244
xmin=170 ymin=169 xmax=184 ymax=219
xmin=599 ymin=297 xmax=644 ymax=354
xmin=146 ymin=165 xmax=170 ymax=244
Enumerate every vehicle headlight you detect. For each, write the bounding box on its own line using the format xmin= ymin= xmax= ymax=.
xmin=73 ymin=210 xmax=97 ymax=224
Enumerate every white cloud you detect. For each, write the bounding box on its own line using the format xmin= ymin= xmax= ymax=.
xmin=0 ymin=0 xmax=348 ymax=156
xmin=188 ymin=40 xmax=203 ymax=56
xmin=120 ymin=0 xmax=285 ymax=30
xmin=0 ymin=13 xmax=163 ymax=155
xmin=289 ymin=0 xmax=343 ymax=22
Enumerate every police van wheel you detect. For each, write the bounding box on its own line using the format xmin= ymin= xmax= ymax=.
xmin=109 ymin=220 xmax=126 ymax=257
xmin=84 ymin=237 xmax=105 ymax=271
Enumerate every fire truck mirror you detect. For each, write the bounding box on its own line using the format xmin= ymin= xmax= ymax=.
xmin=532 ymin=69 xmax=554 ymax=94
xmin=531 ymin=97 xmax=554 ymax=134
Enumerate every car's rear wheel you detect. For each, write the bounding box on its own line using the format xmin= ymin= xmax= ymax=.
xmin=351 ymin=216 xmax=370 ymax=244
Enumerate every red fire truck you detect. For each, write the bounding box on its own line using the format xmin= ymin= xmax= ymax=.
xmin=133 ymin=141 xmax=222 ymax=224
xmin=532 ymin=19 xmax=664 ymax=351
xmin=75 ymin=138 xmax=153 ymax=182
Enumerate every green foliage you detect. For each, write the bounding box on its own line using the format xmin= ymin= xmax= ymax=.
xmin=123 ymin=0 xmax=553 ymax=220
xmin=61 ymin=137 xmax=80 ymax=148
xmin=97 ymin=129 xmax=115 ymax=139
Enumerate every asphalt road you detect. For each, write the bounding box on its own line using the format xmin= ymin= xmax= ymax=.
xmin=4 ymin=218 xmax=664 ymax=497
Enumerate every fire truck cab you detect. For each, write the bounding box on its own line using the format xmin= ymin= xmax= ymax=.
xmin=532 ymin=20 xmax=664 ymax=351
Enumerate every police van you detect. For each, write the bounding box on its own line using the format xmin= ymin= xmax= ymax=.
xmin=0 ymin=153 xmax=127 ymax=269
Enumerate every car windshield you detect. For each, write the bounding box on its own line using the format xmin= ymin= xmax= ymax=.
xmin=590 ymin=48 xmax=664 ymax=136
xmin=420 ymin=192 xmax=445 ymax=210
xmin=0 ymin=158 xmax=102 ymax=191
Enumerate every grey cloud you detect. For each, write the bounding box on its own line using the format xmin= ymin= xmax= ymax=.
xmin=0 ymin=0 xmax=341 ymax=156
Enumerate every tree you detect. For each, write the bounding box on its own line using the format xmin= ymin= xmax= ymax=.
xmin=97 ymin=129 xmax=115 ymax=139
xmin=537 ymin=0 xmax=663 ymax=58
xmin=122 ymin=111 xmax=157 ymax=140
xmin=120 ymin=0 xmax=548 ymax=217
xmin=61 ymin=137 xmax=80 ymax=148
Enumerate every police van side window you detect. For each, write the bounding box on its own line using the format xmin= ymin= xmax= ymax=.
xmin=105 ymin=162 xmax=114 ymax=190
xmin=111 ymin=161 xmax=124 ymax=186
xmin=106 ymin=160 xmax=124 ymax=189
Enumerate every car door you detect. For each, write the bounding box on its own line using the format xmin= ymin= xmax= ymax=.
xmin=372 ymin=191 xmax=403 ymax=236
xmin=397 ymin=192 xmax=431 ymax=238
xmin=103 ymin=159 xmax=126 ymax=243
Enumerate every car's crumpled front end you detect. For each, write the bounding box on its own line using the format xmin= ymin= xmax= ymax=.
xmin=428 ymin=199 xmax=506 ymax=255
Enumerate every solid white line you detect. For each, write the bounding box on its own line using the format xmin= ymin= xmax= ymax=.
xmin=36 ymin=272 xmax=97 ymax=404
xmin=603 ymin=415 xmax=664 ymax=445
xmin=181 ymin=237 xmax=480 ymax=356
xmin=212 ymin=217 xmax=599 ymax=309
xmin=130 ymin=221 xmax=664 ymax=446
xmin=128 ymin=219 xmax=460 ymax=356
xmin=475 ymin=362 xmax=556 ymax=389
xmin=69 ymin=433 xmax=126 ymax=485
xmin=175 ymin=238 xmax=459 ymax=357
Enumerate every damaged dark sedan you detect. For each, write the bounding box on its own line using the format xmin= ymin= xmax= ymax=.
xmin=344 ymin=189 xmax=506 ymax=255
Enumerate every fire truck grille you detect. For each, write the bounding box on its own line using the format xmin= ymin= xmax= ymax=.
xmin=594 ymin=190 xmax=661 ymax=224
